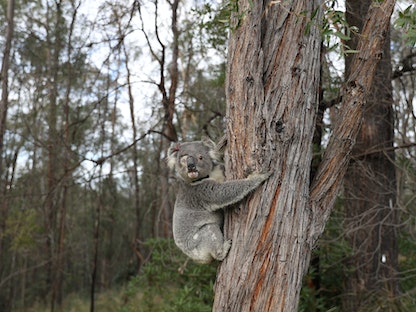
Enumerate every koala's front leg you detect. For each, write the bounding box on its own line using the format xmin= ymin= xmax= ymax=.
xmin=199 ymin=172 xmax=272 ymax=211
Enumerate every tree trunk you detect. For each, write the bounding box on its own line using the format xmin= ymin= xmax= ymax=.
xmin=214 ymin=1 xmax=322 ymax=310
xmin=122 ymin=39 xmax=144 ymax=270
xmin=343 ymin=0 xmax=399 ymax=309
xmin=0 ymin=0 xmax=15 ymax=286
xmin=90 ymin=169 xmax=102 ymax=312
xmin=213 ymin=0 xmax=396 ymax=311
xmin=0 ymin=0 xmax=15 ymax=174
xmin=53 ymin=4 xmax=79 ymax=308
xmin=46 ymin=2 xmax=63 ymax=310
xmin=158 ymin=0 xmax=180 ymax=238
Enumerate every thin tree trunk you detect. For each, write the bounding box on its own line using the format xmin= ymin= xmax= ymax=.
xmin=90 ymin=172 xmax=102 ymax=312
xmin=342 ymin=0 xmax=399 ymax=309
xmin=53 ymin=4 xmax=79 ymax=309
xmin=46 ymin=1 xmax=63 ymax=309
xmin=213 ymin=0 xmax=395 ymax=310
xmin=122 ymin=41 xmax=143 ymax=269
xmin=20 ymin=255 xmax=28 ymax=310
xmin=138 ymin=0 xmax=179 ymax=238
xmin=159 ymin=0 xmax=180 ymax=237
xmin=0 ymin=0 xmax=15 ymax=286
xmin=0 ymin=0 xmax=15 ymax=174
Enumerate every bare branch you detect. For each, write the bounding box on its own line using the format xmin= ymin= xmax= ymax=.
xmin=137 ymin=1 xmax=163 ymax=65
xmin=0 ymin=260 xmax=51 ymax=288
xmin=92 ymin=130 xmax=151 ymax=165
xmin=353 ymin=142 xmax=416 ymax=159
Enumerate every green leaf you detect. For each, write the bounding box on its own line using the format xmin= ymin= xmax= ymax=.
xmin=334 ymin=31 xmax=350 ymax=41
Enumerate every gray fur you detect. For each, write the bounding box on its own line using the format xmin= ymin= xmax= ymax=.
xmin=167 ymin=137 xmax=270 ymax=264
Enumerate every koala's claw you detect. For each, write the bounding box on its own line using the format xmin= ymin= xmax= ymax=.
xmin=224 ymin=239 xmax=232 ymax=250
xmin=217 ymin=240 xmax=232 ymax=261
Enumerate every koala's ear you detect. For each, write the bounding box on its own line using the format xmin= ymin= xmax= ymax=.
xmin=201 ymin=136 xmax=216 ymax=149
xmin=201 ymin=136 xmax=223 ymax=163
xmin=166 ymin=142 xmax=180 ymax=169
xmin=216 ymin=135 xmax=227 ymax=153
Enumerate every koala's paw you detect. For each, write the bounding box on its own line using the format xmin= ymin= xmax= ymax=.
xmin=248 ymin=171 xmax=272 ymax=182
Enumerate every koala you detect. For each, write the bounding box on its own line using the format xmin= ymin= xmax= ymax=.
xmin=167 ymin=137 xmax=270 ymax=264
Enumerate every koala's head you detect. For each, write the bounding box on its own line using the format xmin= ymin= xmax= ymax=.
xmin=167 ymin=138 xmax=221 ymax=183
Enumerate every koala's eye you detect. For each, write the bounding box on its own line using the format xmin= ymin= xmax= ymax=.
xmin=198 ymin=155 xmax=203 ymax=160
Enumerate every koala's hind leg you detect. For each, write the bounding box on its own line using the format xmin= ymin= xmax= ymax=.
xmin=193 ymin=224 xmax=231 ymax=263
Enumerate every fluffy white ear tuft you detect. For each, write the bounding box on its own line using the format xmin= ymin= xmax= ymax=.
xmin=209 ymin=149 xmax=221 ymax=163
xmin=201 ymin=136 xmax=223 ymax=163
xmin=166 ymin=155 xmax=176 ymax=170
xmin=166 ymin=143 xmax=180 ymax=169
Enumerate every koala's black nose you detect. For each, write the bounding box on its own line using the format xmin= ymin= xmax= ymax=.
xmin=187 ymin=156 xmax=197 ymax=171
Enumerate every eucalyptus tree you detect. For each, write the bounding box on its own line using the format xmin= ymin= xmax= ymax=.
xmin=342 ymin=0 xmax=399 ymax=309
xmin=213 ymin=0 xmax=395 ymax=310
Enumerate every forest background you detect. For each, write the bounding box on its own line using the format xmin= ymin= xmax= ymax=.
xmin=0 ymin=0 xmax=415 ymax=311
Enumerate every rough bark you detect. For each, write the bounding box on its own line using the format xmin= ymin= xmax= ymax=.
xmin=213 ymin=0 xmax=396 ymax=311
xmin=343 ymin=0 xmax=399 ymax=309
xmin=214 ymin=1 xmax=322 ymax=311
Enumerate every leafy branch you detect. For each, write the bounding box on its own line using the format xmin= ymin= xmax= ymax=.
xmin=395 ymin=5 xmax=416 ymax=47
